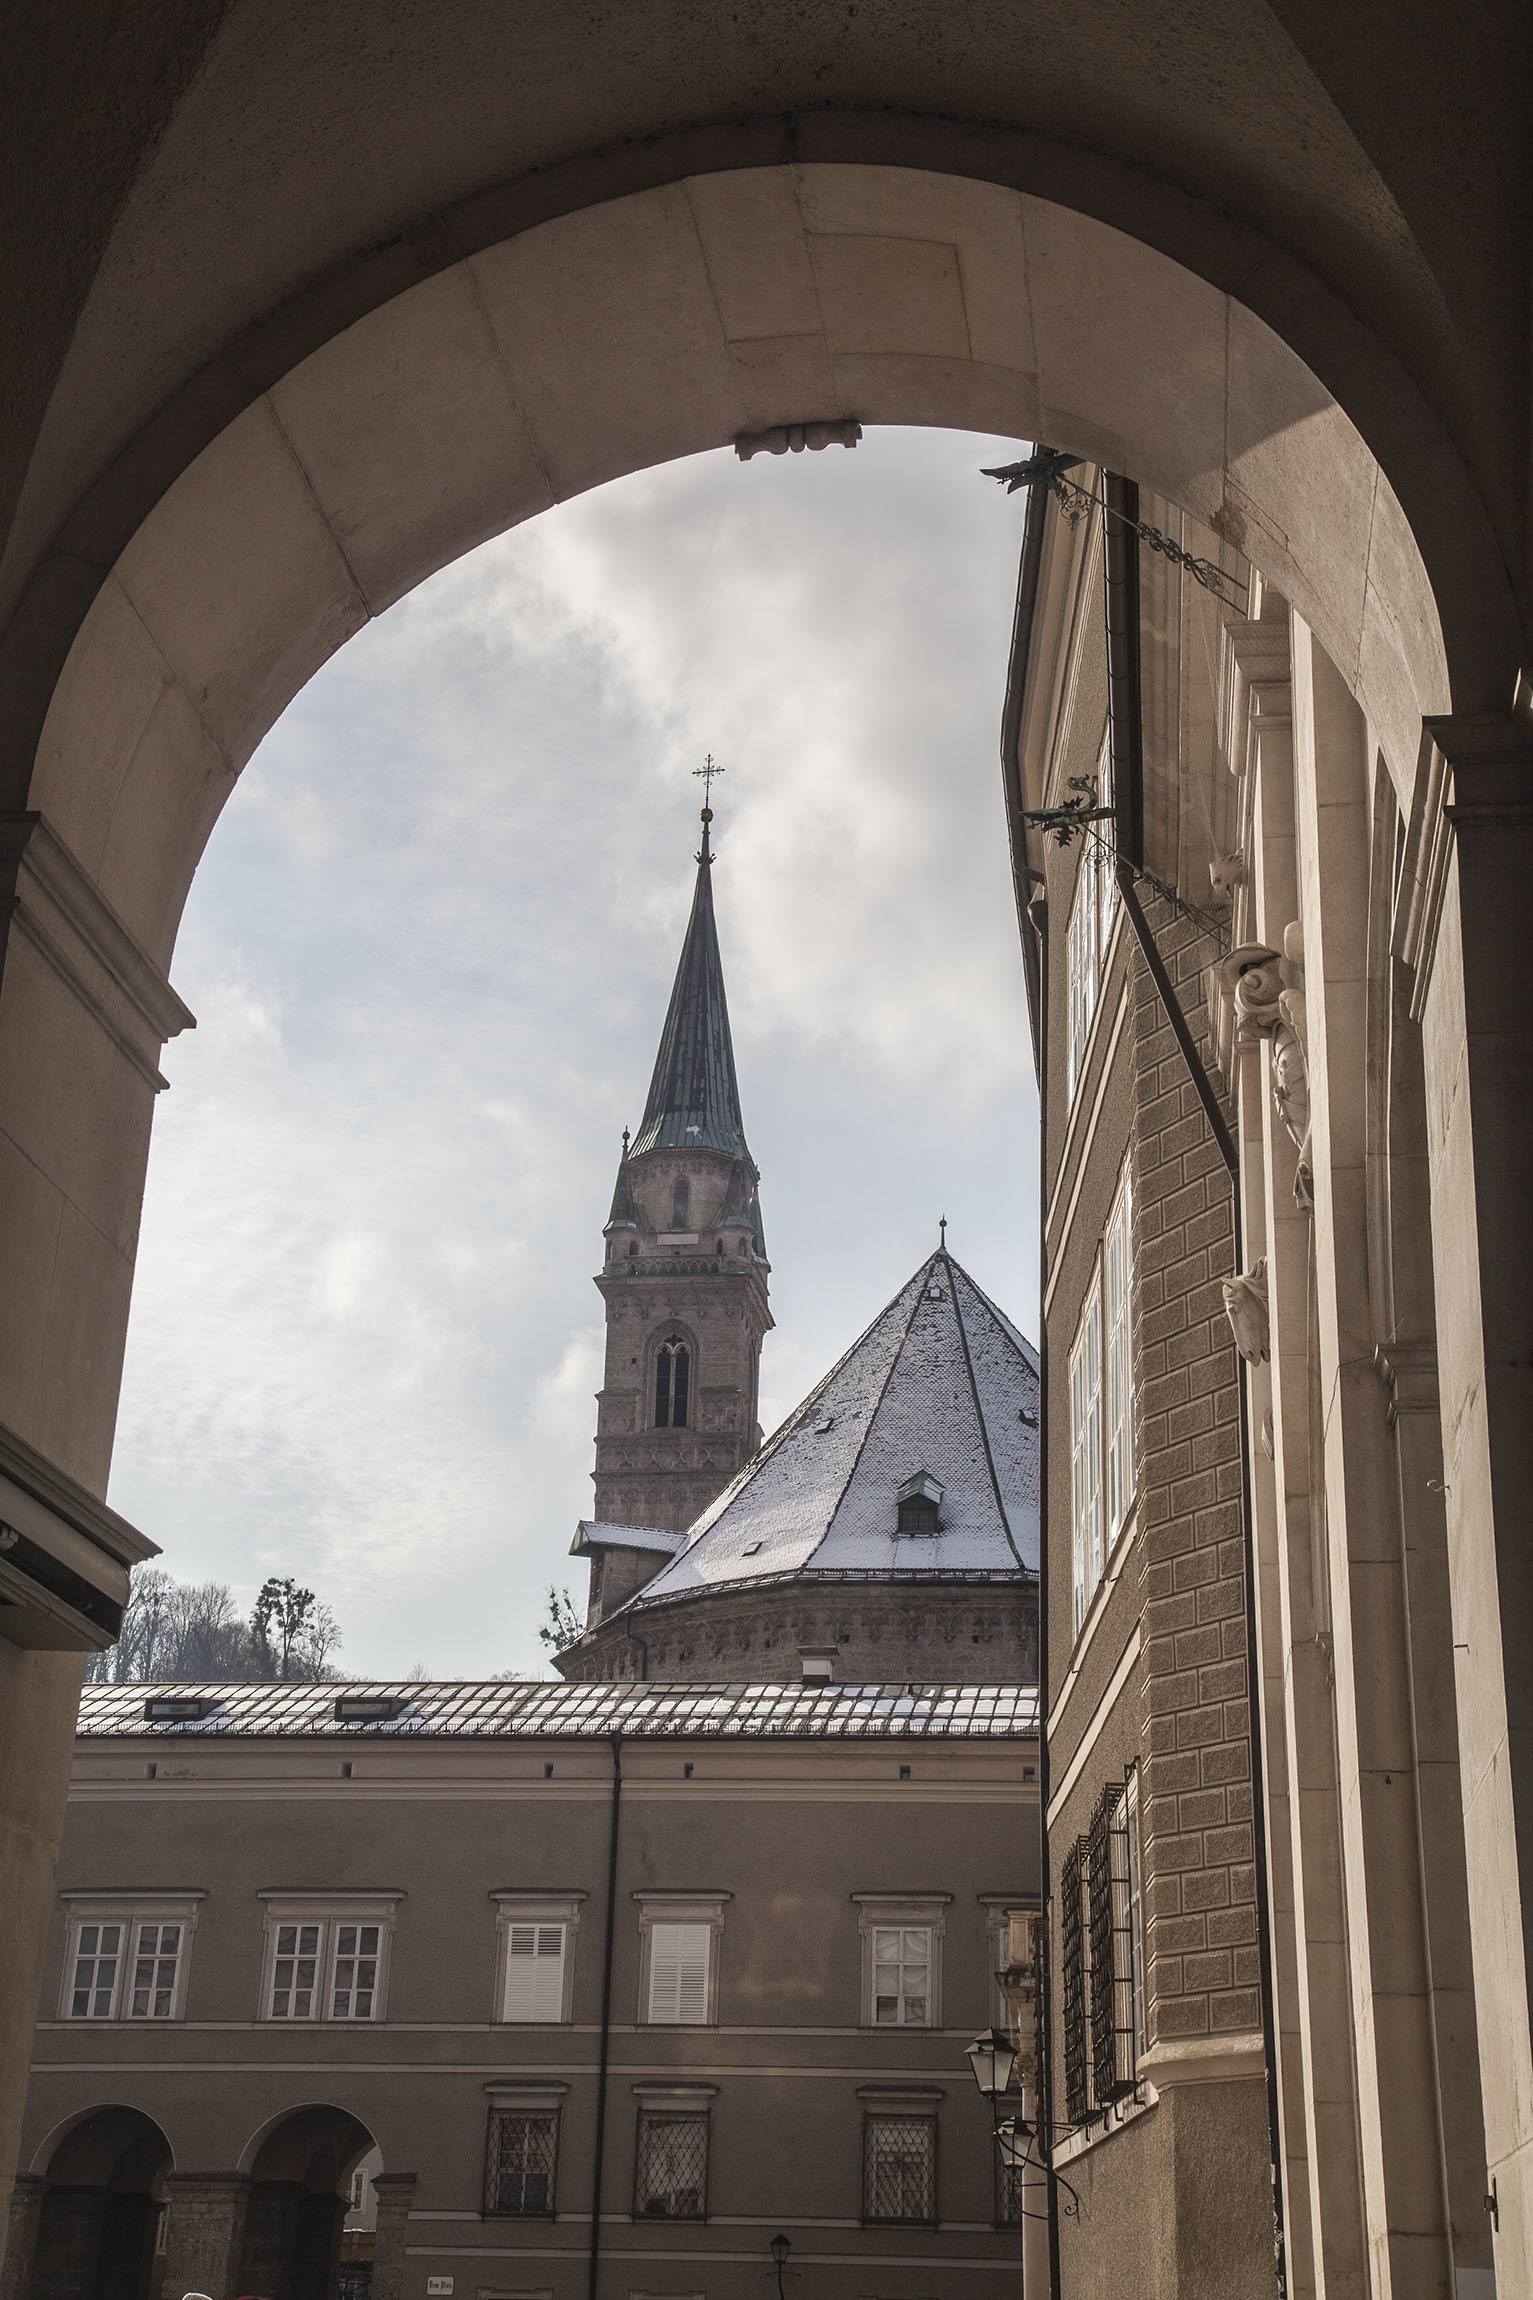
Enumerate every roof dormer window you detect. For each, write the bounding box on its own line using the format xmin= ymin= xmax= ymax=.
xmin=895 ymin=1473 xmax=944 ymax=1535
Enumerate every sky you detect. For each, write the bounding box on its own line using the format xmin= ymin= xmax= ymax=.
xmin=105 ymin=427 xmax=1041 ymax=1680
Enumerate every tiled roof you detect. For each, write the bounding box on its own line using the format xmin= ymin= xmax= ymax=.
xmin=624 ymin=1250 xmax=1039 ymax=1614
xmin=629 ymin=826 xmax=749 ymax=1159
xmin=570 ymin=1520 xmax=687 ymax=1556
xmin=75 ymin=1679 xmax=1038 ymax=1740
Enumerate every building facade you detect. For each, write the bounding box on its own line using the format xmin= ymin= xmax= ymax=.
xmin=1008 ymin=470 xmax=1497 ymax=2297
xmin=8 ymin=1680 xmax=1039 ymax=2300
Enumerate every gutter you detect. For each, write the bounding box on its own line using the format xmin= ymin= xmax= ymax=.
xmin=1101 ymin=477 xmax=1288 ymax=2298
xmin=587 ymin=1732 xmax=623 ymax=2300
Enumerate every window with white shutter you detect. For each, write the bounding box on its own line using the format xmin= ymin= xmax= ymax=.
xmin=504 ymin=1923 xmax=568 ymax=2022
xmin=647 ymin=1923 xmax=712 ymax=2025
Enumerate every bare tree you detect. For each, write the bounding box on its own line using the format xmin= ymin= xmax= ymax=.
xmin=302 ymin=1601 xmax=344 ymax=1678
xmin=85 ymin=1567 xmax=348 ymax=1684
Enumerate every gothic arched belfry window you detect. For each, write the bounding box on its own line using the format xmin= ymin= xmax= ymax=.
xmin=672 ymin=1178 xmax=690 ymax=1229
xmin=654 ymin=1338 xmax=691 ymax=1429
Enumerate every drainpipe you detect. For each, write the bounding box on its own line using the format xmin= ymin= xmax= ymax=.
xmin=1030 ymin=892 xmax=1063 ymax=2300
xmin=587 ymin=1732 xmax=623 ymax=2300
xmin=1102 ymin=472 xmax=1287 ymax=2296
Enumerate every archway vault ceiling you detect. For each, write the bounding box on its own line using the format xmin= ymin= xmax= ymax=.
xmin=19 ymin=161 xmax=1464 ymax=972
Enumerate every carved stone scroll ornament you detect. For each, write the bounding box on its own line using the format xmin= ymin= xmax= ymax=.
xmin=1219 ymin=927 xmax=1313 ymax=1211
xmin=1222 ymin=1258 xmax=1270 ymax=1365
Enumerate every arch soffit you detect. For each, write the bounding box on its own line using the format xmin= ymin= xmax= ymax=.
xmin=239 ymin=2100 xmax=378 ymax=2188
xmin=29 ymin=2103 xmax=174 ymax=2186
xmin=28 ymin=159 xmax=1459 ymax=967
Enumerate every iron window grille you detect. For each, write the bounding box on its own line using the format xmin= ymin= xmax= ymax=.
xmin=862 ymin=2115 xmax=937 ymax=2226
xmin=634 ymin=2109 xmax=709 ymax=2219
xmin=995 ymin=2154 xmax=1027 ymax=2228
xmin=1088 ymin=1782 xmax=1139 ymax=2104
xmin=1059 ymin=1842 xmax=1089 ymax=2126
xmin=484 ymin=2107 xmax=559 ymax=2217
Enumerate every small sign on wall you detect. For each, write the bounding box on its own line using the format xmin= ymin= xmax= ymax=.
xmin=425 ymin=2279 xmax=454 ymax=2296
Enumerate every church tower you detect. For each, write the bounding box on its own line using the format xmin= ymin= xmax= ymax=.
xmin=590 ymin=802 xmax=772 ymax=1540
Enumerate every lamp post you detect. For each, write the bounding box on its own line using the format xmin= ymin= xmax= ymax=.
xmin=769 ymin=2232 xmax=792 ymax=2300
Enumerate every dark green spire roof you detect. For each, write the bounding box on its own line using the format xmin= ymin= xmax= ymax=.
xmin=630 ymin=823 xmax=749 ymax=1159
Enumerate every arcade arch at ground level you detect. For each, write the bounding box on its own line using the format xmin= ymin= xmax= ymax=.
xmin=0 ymin=149 xmax=1528 ymax=2296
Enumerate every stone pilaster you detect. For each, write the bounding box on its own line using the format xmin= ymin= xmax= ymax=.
xmin=158 ymin=2174 xmax=250 ymax=2300
xmin=1130 ymin=898 xmax=1259 ymax=2053
xmin=371 ymin=2172 xmax=417 ymax=2300
xmin=1399 ymin=698 xmax=1533 ymax=2294
xmin=0 ymin=2176 xmax=47 ymax=2300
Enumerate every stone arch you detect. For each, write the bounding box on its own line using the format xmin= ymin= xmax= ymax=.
xmin=21 ymin=2105 xmax=172 ymax=2300
xmin=15 ymin=163 xmax=1471 ymax=976
xmin=235 ymin=2103 xmax=378 ymax=2300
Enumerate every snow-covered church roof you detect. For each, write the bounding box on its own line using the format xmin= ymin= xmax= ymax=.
xmin=621 ymin=1249 xmax=1039 ymax=1615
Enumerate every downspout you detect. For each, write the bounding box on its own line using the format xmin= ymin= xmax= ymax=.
xmin=1102 ymin=473 xmax=1287 ymax=2296
xmin=1031 ymin=891 xmax=1063 ymax=2300
xmin=587 ymin=1732 xmax=623 ymax=2300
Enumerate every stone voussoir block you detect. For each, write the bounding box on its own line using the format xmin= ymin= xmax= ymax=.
xmin=1176 ymin=1786 xmax=1229 ymax=1831
xmin=1209 ymin=1987 xmax=1262 ymax=2031
xmin=1182 ymin=1868 xmax=1232 ymax=1912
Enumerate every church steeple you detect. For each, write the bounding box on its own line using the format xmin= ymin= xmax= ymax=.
xmin=629 ymin=809 xmax=748 ymax=1160
xmin=590 ymin=795 xmax=772 ymax=1541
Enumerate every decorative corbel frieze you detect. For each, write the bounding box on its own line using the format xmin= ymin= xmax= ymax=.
xmin=1222 ymin=1257 xmax=1270 ymax=1364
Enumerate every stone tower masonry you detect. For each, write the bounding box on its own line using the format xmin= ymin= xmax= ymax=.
xmin=591 ymin=807 xmax=772 ymax=1535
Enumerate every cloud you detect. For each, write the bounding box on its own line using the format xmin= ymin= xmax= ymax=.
xmin=109 ymin=428 xmax=1040 ymax=1677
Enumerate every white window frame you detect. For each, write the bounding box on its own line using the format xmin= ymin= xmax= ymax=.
xmin=258 ymin=1891 xmax=400 ymax=2023
xmin=858 ymin=2094 xmax=941 ymax=2226
xmin=631 ymin=2083 xmax=717 ymax=2222
xmin=1065 ymin=852 xmax=1100 ymax=1105
xmin=1070 ymin=1154 xmax=1137 ymax=1639
xmin=854 ymin=1894 xmax=950 ymax=2030
xmin=1104 ymin=1158 xmax=1136 ymax=1540
xmin=1064 ymin=727 xmax=1120 ymax=1108
xmin=1069 ymin=1289 xmax=1104 ymax=1635
xmin=1095 ymin=728 xmax=1119 ymax=963
xmin=483 ymin=2083 xmax=567 ymax=2219
xmin=634 ymin=1894 xmax=728 ymax=2027
xmin=58 ymin=1892 xmax=204 ymax=2022
xmin=492 ymin=1892 xmax=584 ymax=2025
